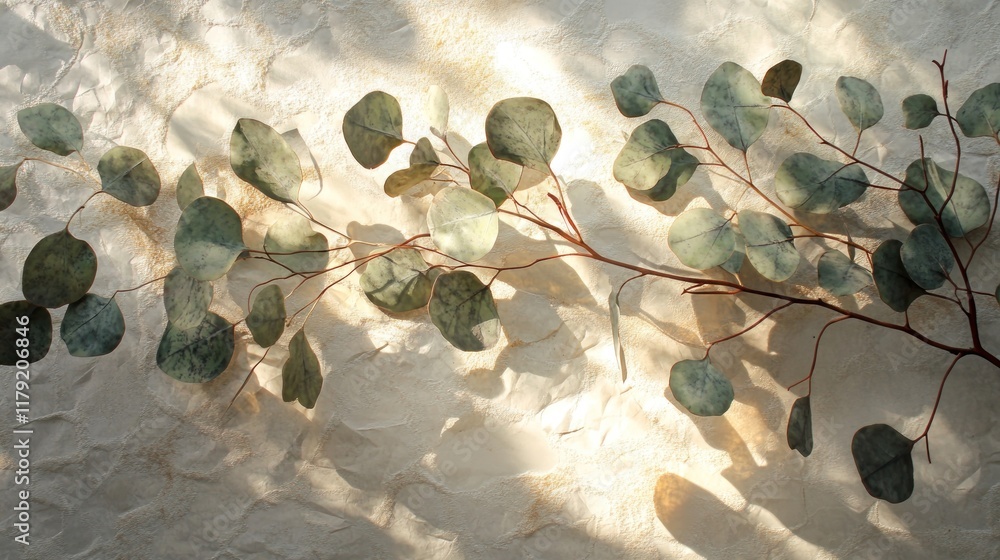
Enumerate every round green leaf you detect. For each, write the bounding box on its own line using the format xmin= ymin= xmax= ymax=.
xmin=163 ymin=266 xmax=213 ymax=330
xmin=343 ymin=91 xmax=404 ymax=169
xmin=852 ymin=424 xmax=915 ymax=503
xmin=786 ymin=396 xmax=813 ymax=457
xmin=425 ymin=86 xmax=449 ymax=138
xmin=835 ymin=76 xmax=884 ymax=131
xmin=427 ymin=187 xmax=498 ymax=262
xmin=761 ymin=59 xmax=803 ymax=103
xmin=156 ymin=311 xmax=234 ymax=383
xmin=17 ymin=103 xmax=83 ymax=156
xmin=775 ymin=153 xmax=868 ymax=213
xmin=428 ymin=271 xmax=500 ymax=352
xmin=818 ymin=250 xmax=872 ymax=296
xmin=60 ymin=294 xmax=125 ymax=357
xmin=0 ymin=162 xmax=22 ymax=211
xmin=359 ymin=248 xmax=434 ymax=313
xmin=739 ymin=211 xmax=800 ymax=282
xmin=700 ymin=62 xmax=770 ymax=152
xmin=282 ymin=328 xmax=323 ymax=408
xmin=901 ymin=94 xmax=939 ymax=130
xmin=668 ymin=358 xmax=734 ymax=417
xmin=246 ymin=284 xmax=286 ymax=347
xmin=410 ymin=137 xmax=440 ymax=166
xmin=872 ymin=239 xmax=925 ymax=312
xmin=22 ymin=229 xmax=97 ymax=308
xmin=98 ymin=146 xmax=161 ymax=207
xmin=0 ymin=301 xmax=52 ymax=365
xmin=613 ymin=119 xmax=699 ymax=202
xmin=956 ymin=83 xmax=1000 ymax=138
xmin=230 ymin=118 xmax=302 ymax=203
xmin=485 ymin=97 xmax=561 ymax=173
xmin=176 ymin=163 xmax=204 ymax=210
xmin=384 ymin=164 xmax=438 ymax=197
xmin=469 ymin=142 xmax=521 ymax=206
xmin=899 ymin=158 xmax=990 ymax=237
xmin=264 ymin=214 xmax=329 ymax=274
xmin=174 ymin=197 xmax=247 ymax=281
xmin=611 ymin=65 xmax=663 ymax=118
xmin=668 ymin=208 xmax=736 ymax=270
xmin=900 ymin=224 xmax=954 ymax=290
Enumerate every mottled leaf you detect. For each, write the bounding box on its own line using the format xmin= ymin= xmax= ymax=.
xmin=775 ymin=153 xmax=868 ymax=213
xmin=0 ymin=162 xmax=22 ymax=211
xmin=264 ymin=214 xmax=329 ymax=274
xmin=360 ymin=248 xmax=434 ymax=313
xmin=485 ymin=97 xmax=561 ymax=173
xmin=700 ymin=62 xmax=770 ymax=151
xmin=469 ymin=142 xmax=521 ymax=206
xmin=899 ymin=158 xmax=990 ymax=237
xmin=611 ymin=65 xmax=663 ymax=117
xmin=282 ymin=328 xmax=323 ymax=408
xmin=17 ymin=103 xmax=83 ymax=156
xmin=428 ymin=271 xmax=500 ymax=352
xmin=761 ymin=59 xmax=802 ymax=103
xmin=22 ymin=230 xmax=97 ymax=308
xmin=739 ymin=211 xmax=800 ymax=282
xmin=818 ymin=250 xmax=872 ymax=296
xmin=872 ymin=239 xmax=925 ymax=312
xmin=174 ymin=197 xmax=247 ymax=281
xmin=343 ymin=91 xmax=404 ymax=169
xmin=246 ymin=284 xmax=285 ymax=348
xmin=230 ymin=118 xmax=302 ymax=203
xmin=901 ymin=224 xmax=954 ymax=290
xmin=667 ymin=208 xmax=736 ymax=270
xmin=410 ymin=137 xmax=440 ymax=165
xmin=384 ymin=164 xmax=438 ymax=197
xmin=425 ymin=86 xmax=449 ymax=138
xmin=98 ymin=146 xmax=161 ymax=207
xmin=0 ymin=301 xmax=52 ymax=365
xmin=956 ymin=83 xmax=1000 ymax=138
xmin=163 ymin=266 xmax=213 ymax=330
xmin=852 ymin=424 xmax=915 ymax=503
xmin=176 ymin=163 xmax=204 ymax=210
xmin=427 ymin=187 xmax=498 ymax=262
xmin=613 ymin=119 xmax=699 ymax=201
xmin=786 ymin=396 xmax=813 ymax=457
xmin=902 ymin=94 xmax=939 ymax=130
xmin=156 ymin=312 xmax=234 ymax=383
xmin=836 ymin=76 xmax=884 ymax=131
xmin=60 ymin=294 xmax=125 ymax=357
xmin=668 ymin=358 xmax=734 ymax=417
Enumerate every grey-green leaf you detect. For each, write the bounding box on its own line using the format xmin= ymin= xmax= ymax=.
xmin=174 ymin=197 xmax=247 ymax=281
xmin=901 ymin=224 xmax=954 ymax=290
xmin=264 ymin=214 xmax=329 ymax=274
xmin=611 ymin=65 xmax=663 ymax=118
xmin=343 ymin=91 xmax=404 ymax=169
xmin=428 ymin=271 xmax=500 ymax=352
xmin=425 ymin=86 xmax=449 ymax=138
xmin=163 ymin=266 xmax=213 ymax=330
xmin=775 ymin=153 xmax=868 ymax=213
xmin=956 ymin=83 xmax=1000 ymax=138
xmin=720 ymin=226 xmax=746 ymax=275
xmin=246 ymin=284 xmax=285 ymax=347
xmin=469 ymin=142 xmax=521 ymax=206
xmin=485 ymin=97 xmax=561 ymax=173
xmin=668 ymin=358 xmax=734 ymax=417
xmin=668 ymin=208 xmax=736 ymax=270
xmin=609 ymin=285 xmax=627 ymax=383
xmin=0 ymin=301 xmax=52 ymax=365
xmin=230 ymin=118 xmax=302 ymax=203
xmin=818 ymin=250 xmax=872 ymax=296
xmin=613 ymin=119 xmax=699 ymax=201
xmin=739 ymin=210 xmax=800 ymax=282
xmin=22 ymin=230 xmax=97 ymax=308
xmin=359 ymin=248 xmax=434 ymax=313
xmin=899 ymin=158 xmax=990 ymax=237
xmin=852 ymin=424 xmax=915 ymax=503
xmin=176 ymin=163 xmax=204 ymax=210
xmin=410 ymin=137 xmax=440 ymax=165
xmin=700 ymin=62 xmax=770 ymax=151
xmin=283 ymin=328 xmax=323 ymax=408
xmin=836 ymin=76 xmax=884 ymax=131
xmin=427 ymin=187 xmax=498 ymax=262
xmin=761 ymin=59 xmax=802 ymax=103
xmin=0 ymin=162 xmax=22 ymax=211
xmin=98 ymin=146 xmax=161 ymax=207
xmin=786 ymin=396 xmax=813 ymax=457
xmin=384 ymin=163 xmax=438 ymax=197
xmin=17 ymin=103 xmax=83 ymax=156
xmin=872 ymin=239 xmax=925 ymax=312
xmin=60 ymin=294 xmax=125 ymax=357
xmin=902 ymin=94 xmax=939 ymax=130
xmin=156 ymin=312 xmax=234 ymax=383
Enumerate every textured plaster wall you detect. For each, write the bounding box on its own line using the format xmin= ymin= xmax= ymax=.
xmin=1 ymin=0 xmax=1000 ymax=559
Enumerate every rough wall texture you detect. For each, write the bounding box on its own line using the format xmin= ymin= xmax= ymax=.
xmin=1 ymin=0 xmax=1000 ymax=558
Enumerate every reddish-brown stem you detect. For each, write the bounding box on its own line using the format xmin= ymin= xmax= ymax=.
xmin=787 ymin=316 xmax=849 ymax=394
xmin=914 ymin=352 xmax=968 ymax=463
xmin=704 ymin=302 xmax=794 ymax=359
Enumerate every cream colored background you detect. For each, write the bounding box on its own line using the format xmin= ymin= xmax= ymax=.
xmin=2 ymin=0 xmax=1000 ymax=558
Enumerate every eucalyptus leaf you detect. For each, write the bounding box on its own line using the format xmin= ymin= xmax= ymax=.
xmin=786 ymin=396 xmax=813 ymax=457
xmin=700 ymin=62 xmax=770 ymax=151
xmin=359 ymin=248 xmax=434 ymax=313
xmin=611 ymin=65 xmax=663 ymax=117
xmin=176 ymin=163 xmax=204 ymax=210
xmin=156 ymin=312 xmax=234 ymax=383
xmin=427 ymin=187 xmax=498 ymax=262
xmin=609 ymin=284 xmax=627 ymax=383
xmin=872 ymin=239 xmax=925 ymax=312
xmin=668 ymin=358 xmax=734 ymax=417
xmin=902 ymin=94 xmax=939 ymax=130
xmin=98 ymin=146 xmax=161 ymax=207
xmin=667 ymin=208 xmax=736 ymax=270
xmin=485 ymin=97 xmax=561 ymax=173
xmin=0 ymin=301 xmax=52 ymax=365
xmin=343 ymin=91 xmax=404 ymax=169
xmin=410 ymin=137 xmax=440 ymax=165
xmin=163 ymin=266 xmax=213 ymax=330
xmin=739 ymin=211 xmax=800 ymax=282
xmin=836 ymin=76 xmax=884 ymax=131
xmin=282 ymin=328 xmax=323 ymax=408
xmin=60 ymin=294 xmax=125 ymax=357
xmin=428 ymin=271 xmax=500 ymax=352
xmin=22 ymin=230 xmax=97 ymax=308
xmin=384 ymin=163 xmax=438 ymax=197
xmin=901 ymin=224 xmax=954 ymax=290
xmin=469 ymin=142 xmax=521 ymax=206
xmin=0 ymin=162 xmax=22 ymax=211
xmin=720 ymin=226 xmax=746 ymax=275
xmin=174 ymin=197 xmax=247 ymax=281
xmin=17 ymin=103 xmax=83 ymax=156
xmin=230 ymin=118 xmax=302 ymax=203
xmin=852 ymin=424 xmax=915 ymax=503
xmin=613 ymin=119 xmax=699 ymax=201
xmin=761 ymin=59 xmax=802 ymax=103
xmin=818 ymin=250 xmax=872 ymax=296
xmin=775 ymin=153 xmax=868 ymax=213
xmin=425 ymin=86 xmax=449 ymax=138
xmin=899 ymin=158 xmax=990 ymax=237
xmin=264 ymin=214 xmax=329 ymax=274
xmin=956 ymin=83 xmax=1000 ymax=138
xmin=246 ymin=284 xmax=286 ymax=348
